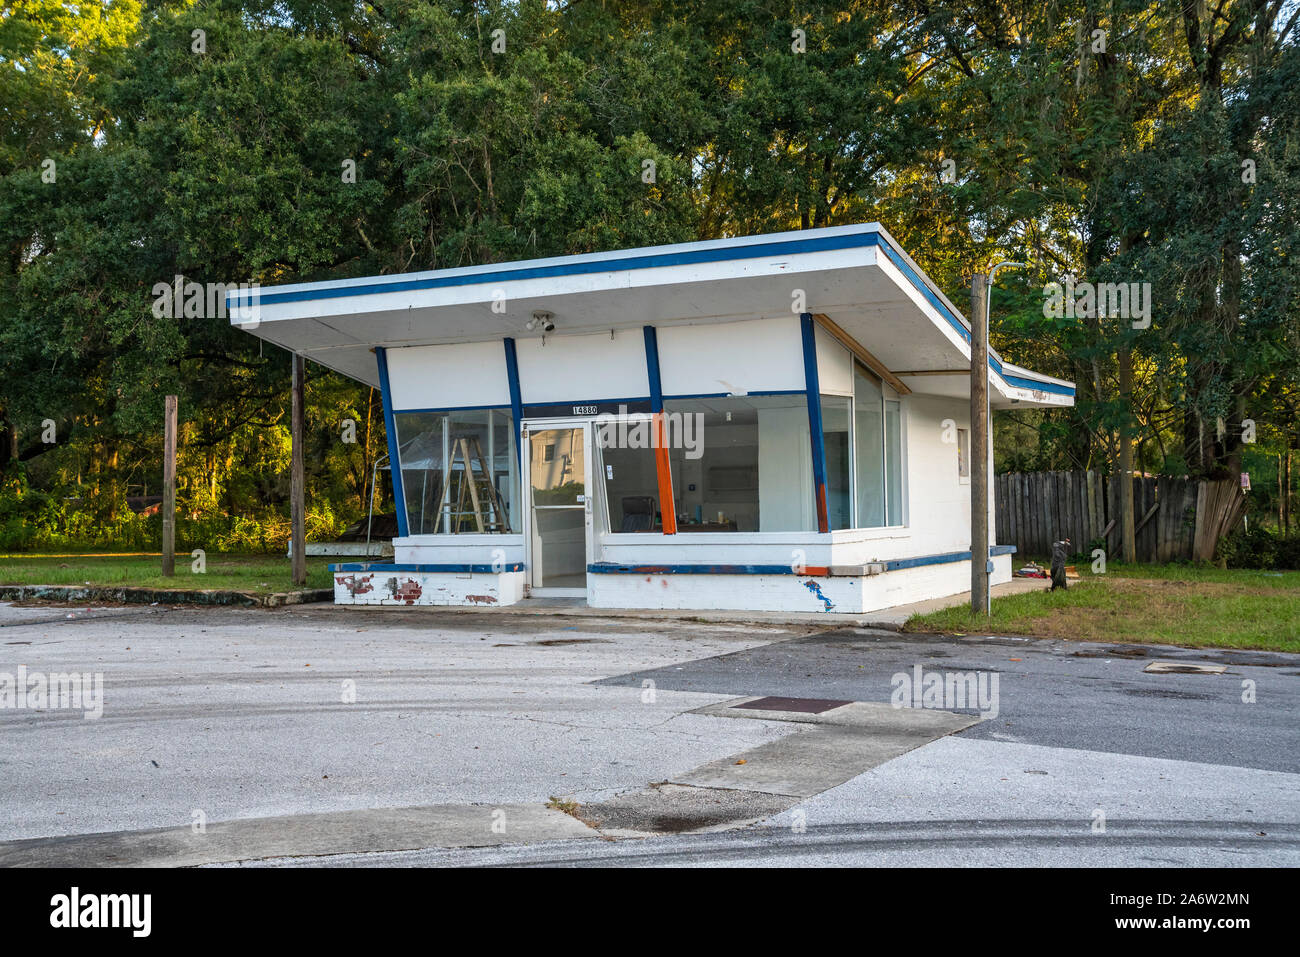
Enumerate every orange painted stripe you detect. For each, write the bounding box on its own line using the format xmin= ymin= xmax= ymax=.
xmin=653 ymin=412 xmax=677 ymax=534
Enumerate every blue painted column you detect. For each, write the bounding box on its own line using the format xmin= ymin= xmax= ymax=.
xmin=800 ymin=313 xmax=830 ymax=533
xmin=503 ymin=338 xmax=524 ymax=465
xmin=375 ymin=346 xmax=409 ymax=538
xmin=643 ymin=326 xmax=677 ymax=533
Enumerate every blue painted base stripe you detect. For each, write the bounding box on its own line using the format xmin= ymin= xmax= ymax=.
xmin=884 ymin=545 xmax=1015 ymax=571
xmin=330 ymin=562 xmax=525 ymax=573
xmin=589 ymin=546 xmax=1015 ymax=577
xmin=589 ymin=563 xmax=809 ymax=575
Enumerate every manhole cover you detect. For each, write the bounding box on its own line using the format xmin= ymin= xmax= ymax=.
xmin=1143 ymin=660 xmax=1227 ymax=675
xmin=730 ymin=696 xmax=852 ymax=714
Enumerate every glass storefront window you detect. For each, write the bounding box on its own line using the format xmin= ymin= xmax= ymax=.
xmin=885 ymin=398 xmax=904 ymax=526
xmin=851 ymin=363 xmax=906 ymax=529
xmin=594 ymin=428 xmax=663 ymax=532
xmin=821 ymin=395 xmax=852 ymax=530
xmin=663 ymin=395 xmax=814 ymax=532
xmin=854 ymin=365 xmax=886 ymax=527
xmin=393 ymin=408 xmax=517 ymax=534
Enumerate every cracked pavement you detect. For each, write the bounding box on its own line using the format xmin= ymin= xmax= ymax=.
xmin=2 ymin=600 xmax=1296 ymax=866
xmin=0 ymin=602 xmax=809 ymax=843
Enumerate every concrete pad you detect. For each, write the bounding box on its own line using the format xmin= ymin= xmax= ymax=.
xmin=570 ymin=699 xmax=979 ymax=829
xmin=0 ymin=803 xmax=597 ymax=868
xmin=672 ymin=722 xmax=974 ymax=798
xmin=690 ymin=696 xmax=981 ymax=733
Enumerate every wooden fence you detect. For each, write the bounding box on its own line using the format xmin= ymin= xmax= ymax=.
xmin=995 ymin=471 xmax=1247 ymax=562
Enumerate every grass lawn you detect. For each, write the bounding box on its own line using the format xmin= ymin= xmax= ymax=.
xmin=905 ymin=564 xmax=1300 ymax=653
xmin=0 ymin=553 xmax=334 ymax=594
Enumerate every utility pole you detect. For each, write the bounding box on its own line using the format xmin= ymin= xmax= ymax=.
xmin=970 ymin=262 xmax=1027 ymax=614
xmin=970 ymin=272 xmax=989 ymax=615
xmin=291 ymin=354 xmax=306 ymax=586
xmin=162 ymin=395 xmax=177 ymax=577
xmin=1118 ymin=346 xmax=1137 ymax=563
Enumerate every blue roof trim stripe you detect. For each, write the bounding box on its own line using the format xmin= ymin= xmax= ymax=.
xmin=874 ymin=240 xmax=971 ymax=347
xmin=999 ymin=373 xmax=1074 ymax=397
xmin=232 ymin=226 xmax=1076 ymax=400
xmin=872 ymin=242 xmax=1075 ymax=398
xmin=232 ymin=231 xmax=878 ymax=307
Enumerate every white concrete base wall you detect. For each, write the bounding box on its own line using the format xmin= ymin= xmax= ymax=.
xmin=333 ymin=570 xmax=526 ymax=607
xmin=393 ymin=536 xmax=524 ymax=566
xmin=587 ymin=554 xmax=1011 ymax=614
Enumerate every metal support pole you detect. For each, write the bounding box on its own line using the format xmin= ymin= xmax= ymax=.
xmin=291 ymin=354 xmax=306 ymax=586
xmin=970 ymin=272 xmax=989 ymax=615
xmin=162 ymin=395 xmax=177 ymax=577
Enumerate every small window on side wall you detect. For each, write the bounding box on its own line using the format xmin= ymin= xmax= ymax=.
xmin=957 ymin=427 xmax=970 ymax=479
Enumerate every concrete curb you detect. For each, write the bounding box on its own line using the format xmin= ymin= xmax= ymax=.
xmin=0 ymin=803 xmax=598 ymax=868
xmin=0 ymin=584 xmax=333 ymax=608
xmin=333 ymin=599 xmax=896 ymax=630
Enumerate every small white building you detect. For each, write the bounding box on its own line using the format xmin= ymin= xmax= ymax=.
xmin=231 ymin=223 xmax=1073 ymax=613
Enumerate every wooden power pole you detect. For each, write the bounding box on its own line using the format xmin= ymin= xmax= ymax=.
xmin=1118 ymin=346 xmax=1137 ymax=563
xmin=970 ymin=272 xmax=989 ymax=615
xmin=162 ymin=394 xmax=177 ymax=576
xmin=291 ymin=354 xmax=307 ymax=586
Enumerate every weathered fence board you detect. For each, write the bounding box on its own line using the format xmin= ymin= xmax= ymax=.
xmin=996 ymin=470 xmax=1248 ymax=563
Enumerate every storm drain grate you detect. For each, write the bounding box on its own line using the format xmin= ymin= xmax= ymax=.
xmin=730 ymin=696 xmax=853 ymax=714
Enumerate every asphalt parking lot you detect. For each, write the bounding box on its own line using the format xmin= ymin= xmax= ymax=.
xmin=1 ymin=600 xmax=1296 ymax=866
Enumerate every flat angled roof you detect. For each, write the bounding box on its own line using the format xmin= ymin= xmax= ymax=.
xmin=229 ymin=222 xmax=1074 ymax=407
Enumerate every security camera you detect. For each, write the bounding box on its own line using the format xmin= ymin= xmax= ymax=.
xmin=530 ymin=311 xmax=555 ymax=333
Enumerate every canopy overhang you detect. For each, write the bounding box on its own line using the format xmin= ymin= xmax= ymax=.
xmin=229 ymin=223 xmax=1073 ymax=409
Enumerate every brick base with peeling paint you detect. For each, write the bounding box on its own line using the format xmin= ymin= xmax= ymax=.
xmin=333 ymin=571 xmax=526 ymax=606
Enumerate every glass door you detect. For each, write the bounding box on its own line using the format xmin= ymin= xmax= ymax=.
xmin=524 ymin=422 xmax=591 ymax=596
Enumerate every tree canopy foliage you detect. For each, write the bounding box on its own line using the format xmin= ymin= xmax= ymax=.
xmin=2 ymin=0 xmax=1297 ymax=548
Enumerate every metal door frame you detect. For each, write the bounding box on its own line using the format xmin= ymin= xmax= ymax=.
xmin=521 ymin=419 xmax=593 ymax=597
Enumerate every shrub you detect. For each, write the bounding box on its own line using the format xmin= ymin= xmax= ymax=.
xmin=1215 ymin=525 xmax=1297 ymax=570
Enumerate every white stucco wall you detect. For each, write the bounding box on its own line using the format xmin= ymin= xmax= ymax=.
xmin=374 ymin=316 xmax=1007 ymax=610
